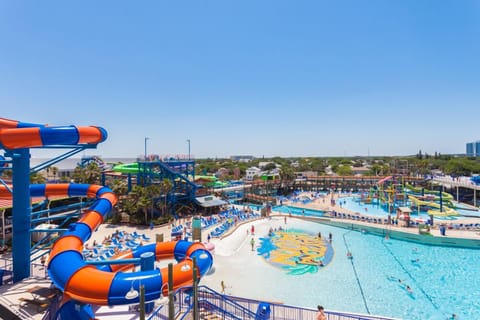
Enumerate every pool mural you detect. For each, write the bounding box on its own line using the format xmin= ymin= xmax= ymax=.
xmin=257 ymin=228 xmax=334 ymax=275
xmin=200 ymin=216 xmax=480 ymax=319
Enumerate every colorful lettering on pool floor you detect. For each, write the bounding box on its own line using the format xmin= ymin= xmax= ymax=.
xmin=257 ymin=229 xmax=333 ymax=275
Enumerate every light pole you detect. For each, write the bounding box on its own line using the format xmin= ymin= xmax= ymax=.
xmin=187 ymin=139 xmax=191 ymax=160
xmin=144 ymin=137 xmax=150 ymax=160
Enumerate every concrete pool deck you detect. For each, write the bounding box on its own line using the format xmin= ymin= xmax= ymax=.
xmin=1 ymin=196 xmax=479 ymax=319
xmin=287 ymin=193 xmax=480 ymax=244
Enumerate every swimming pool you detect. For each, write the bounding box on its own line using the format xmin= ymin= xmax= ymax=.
xmin=272 ymin=205 xmax=325 ymax=217
xmin=202 ymin=217 xmax=480 ymax=320
xmin=338 ymin=196 xmax=480 ymax=221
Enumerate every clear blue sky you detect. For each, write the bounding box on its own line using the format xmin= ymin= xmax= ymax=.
xmin=1 ymin=1 xmax=479 ymax=159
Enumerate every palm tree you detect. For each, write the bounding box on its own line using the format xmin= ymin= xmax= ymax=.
xmin=30 ymin=171 xmax=46 ymax=184
xmin=0 ymin=168 xmax=12 ymax=180
xmin=137 ymin=194 xmax=151 ymax=225
xmin=280 ymin=165 xmax=295 ymax=186
xmin=106 ymin=178 xmax=129 ymax=221
xmin=159 ymin=178 xmax=173 ymax=216
xmin=122 ymin=185 xmax=143 ymax=224
xmin=72 ymin=162 xmax=102 ymax=184
xmin=145 ymin=184 xmax=161 ymax=223
xmin=108 ymin=178 xmax=128 ymax=196
xmin=51 ymin=166 xmax=59 ymax=181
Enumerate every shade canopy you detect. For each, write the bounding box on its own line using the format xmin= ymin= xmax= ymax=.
xmin=194 ymin=195 xmax=228 ymax=208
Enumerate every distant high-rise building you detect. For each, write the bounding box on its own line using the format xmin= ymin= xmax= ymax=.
xmin=466 ymin=141 xmax=478 ymax=157
xmin=466 ymin=142 xmax=474 ymax=156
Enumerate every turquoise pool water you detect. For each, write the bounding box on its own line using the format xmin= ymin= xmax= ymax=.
xmin=338 ymin=196 xmax=480 ymax=221
xmin=272 ymin=205 xmax=325 ymax=217
xmin=272 ymin=194 xmax=479 ymax=221
xmin=245 ymin=218 xmax=480 ymax=320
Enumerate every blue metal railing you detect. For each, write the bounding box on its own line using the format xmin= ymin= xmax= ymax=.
xmin=147 ymin=285 xmax=399 ymax=320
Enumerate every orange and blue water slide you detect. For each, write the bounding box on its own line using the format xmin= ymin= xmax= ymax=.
xmin=0 ymin=118 xmax=213 ymax=315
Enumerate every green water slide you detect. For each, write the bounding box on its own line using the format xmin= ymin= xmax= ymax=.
xmin=112 ymin=162 xmax=141 ymax=174
xmin=405 ymin=183 xmax=453 ymax=201
xmin=408 ymin=195 xmax=458 ymax=216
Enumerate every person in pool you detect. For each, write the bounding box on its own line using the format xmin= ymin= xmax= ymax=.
xmin=405 ymin=284 xmax=413 ymax=294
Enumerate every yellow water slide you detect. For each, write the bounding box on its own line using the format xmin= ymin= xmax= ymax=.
xmin=408 ymin=195 xmax=458 ymax=216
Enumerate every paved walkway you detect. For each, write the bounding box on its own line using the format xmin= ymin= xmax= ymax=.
xmin=1 ymin=196 xmax=479 ymax=319
xmin=290 ymin=193 xmax=480 ymax=240
xmin=0 ymin=221 xmax=188 ymax=319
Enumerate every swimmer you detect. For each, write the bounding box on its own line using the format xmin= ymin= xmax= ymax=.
xmin=387 ymin=276 xmax=405 ymax=284
xmin=346 ymin=252 xmax=353 ymax=259
xmin=405 ymin=285 xmax=413 ymax=294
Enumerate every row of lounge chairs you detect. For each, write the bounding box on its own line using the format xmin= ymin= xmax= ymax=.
xmin=448 ymin=223 xmax=480 ymax=230
xmin=82 ymin=230 xmax=151 ymax=261
xmin=209 ymin=208 xmax=260 ymax=238
xmin=330 ymin=211 xmax=397 ymax=225
xmin=169 ymin=206 xmax=261 ymax=240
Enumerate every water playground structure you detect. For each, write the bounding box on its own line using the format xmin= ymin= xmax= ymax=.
xmin=0 ymin=118 xmax=213 ymax=319
xmin=109 ymin=158 xmax=200 ymax=216
xmin=358 ymin=176 xmax=460 ymax=217
xmin=110 ymin=162 xmax=239 ymax=209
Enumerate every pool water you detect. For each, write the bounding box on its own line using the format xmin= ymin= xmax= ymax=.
xmin=204 ymin=217 xmax=480 ymax=320
xmin=272 ymin=205 xmax=325 ymax=217
xmin=339 ymin=196 xmax=479 ymax=221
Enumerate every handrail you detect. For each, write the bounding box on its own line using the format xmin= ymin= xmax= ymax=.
xmin=149 ymin=161 xmax=197 ymax=197
xmin=195 ymin=286 xmax=257 ymax=319
xmin=198 ymin=299 xmax=245 ymax=320
xmin=147 ymin=284 xmax=399 ymax=320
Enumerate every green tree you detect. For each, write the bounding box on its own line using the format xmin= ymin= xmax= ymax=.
xmin=263 ymin=162 xmax=277 ymax=171
xmin=105 ymin=178 xmax=129 ymax=223
xmin=72 ymin=162 xmax=102 ymax=184
xmin=159 ymin=178 xmax=173 ymax=216
xmin=367 ymin=164 xmax=383 ymax=176
xmin=121 ymin=185 xmax=152 ymax=225
xmin=30 ymin=172 xmax=46 ymax=184
xmin=335 ymin=165 xmax=353 ymax=176
xmin=444 ymin=158 xmax=480 ymax=176
xmin=310 ymin=158 xmax=327 ymax=174
xmin=280 ymin=164 xmax=296 ymax=184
